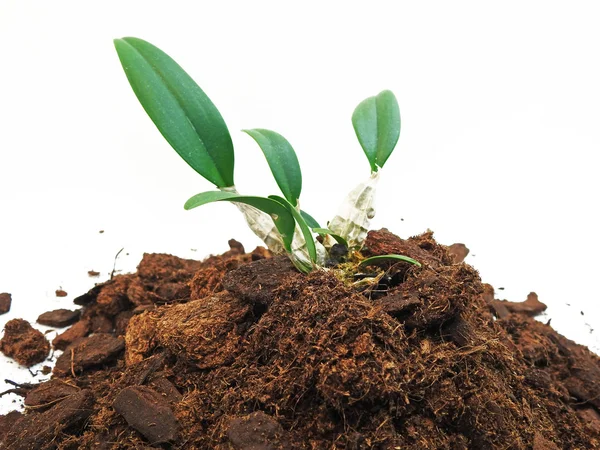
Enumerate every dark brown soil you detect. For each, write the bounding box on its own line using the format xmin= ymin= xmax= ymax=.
xmin=0 ymin=293 xmax=11 ymax=315
xmin=1 ymin=231 xmax=600 ymax=449
xmin=37 ymin=309 xmax=81 ymax=328
xmin=55 ymin=289 xmax=68 ymax=298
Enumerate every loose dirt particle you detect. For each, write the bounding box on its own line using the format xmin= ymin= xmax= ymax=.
xmin=24 ymin=379 xmax=80 ymax=409
xmin=37 ymin=308 xmax=80 ymax=327
xmin=52 ymin=319 xmax=90 ymax=350
xmin=447 ymin=242 xmax=470 ymax=263
xmin=0 ymin=293 xmax=11 ymax=315
xmin=227 ymin=411 xmax=288 ymax=450
xmin=55 ymin=289 xmax=68 ymax=297
xmin=0 ymin=319 xmax=49 ymax=367
xmin=493 ymin=291 xmax=547 ymax=317
xmin=113 ymin=385 xmax=178 ymax=444
xmin=53 ymin=333 xmax=124 ymax=376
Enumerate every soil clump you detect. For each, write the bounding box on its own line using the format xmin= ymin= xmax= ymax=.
xmin=1 ymin=232 xmax=599 ymax=449
xmin=0 ymin=319 xmax=49 ymax=367
xmin=0 ymin=293 xmax=11 ymax=315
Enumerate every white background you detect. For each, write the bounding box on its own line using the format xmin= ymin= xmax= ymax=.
xmin=1 ymin=1 xmax=599 ymax=413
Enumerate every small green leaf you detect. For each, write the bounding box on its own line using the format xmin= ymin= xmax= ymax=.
xmin=269 ymin=195 xmax=317 ymax=264
xmin=243 ymin=129 xmax=302 ymax=206
xmin=114 ymin=37 xmax=234 ymax=187
xmin=184 ymin=191 xmax=295 ymax=251
xmin=352 ymin=90 xmax=400 ymax=172
xmin=359 ymin=254 xmax=421 ymax=268
xmin=300 ymin=210 xmax=321 ymax=229
xmin=312 ymin=228 xmax=348 ymax=248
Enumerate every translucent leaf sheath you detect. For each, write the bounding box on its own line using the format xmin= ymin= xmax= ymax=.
xmin=328 ymin=171 xmax=380 ymax=249
xmin=220 ymin=187 xmax=285 ymax=254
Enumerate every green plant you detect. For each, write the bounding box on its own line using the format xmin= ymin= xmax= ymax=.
xmin=114 ymin=37 xmax=419 ymax=273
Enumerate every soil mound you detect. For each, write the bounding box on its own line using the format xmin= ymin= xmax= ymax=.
xmin=1 ymin=231 xmax=599 ymax=449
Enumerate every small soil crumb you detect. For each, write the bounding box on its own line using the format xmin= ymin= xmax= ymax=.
xmin=447 ymin=243 xmax=470 ymax=263
xmin=99 ymin=230 xmax=104 ymax=234
xmin=113 ymin=385 xmax=178 ymax=444
xmin=87 ymin=270 xmax=100 ymax=277
xmin=53 ymin=333 xmax=124 ymax=376
xmin=228 ymin=238 xmax=245 ymax=254
xmin=41 ymin=365 xmax=51 ymax=375
xmin=37 ymin=308 xmax=80 ymax=328
xmin=0 ymin=319 xmax=50 ymax=367
xmin=227 ymin=411 xmax=288 ymax=450
xmin=55 ymin=289 xmax=68 ymax=297
xmin=3 ymin=389 xmax=93 ymax=449
xmin=52 ymin=319 xmax=90 ymax=350
xmin=0 ymin=292 xmax=12 ymax=315
xmin=493 ymin=292 xmax=547 ymax=317
xmin=24 ymin=379 xmax=81 ymax=409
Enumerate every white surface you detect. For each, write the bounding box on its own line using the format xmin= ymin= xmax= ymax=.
xmin=1 ymin=1 xmax=599 ymax=414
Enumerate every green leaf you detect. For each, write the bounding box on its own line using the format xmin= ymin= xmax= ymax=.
xmin=114 ymin=37 xmax=234 ymax=188
xmin=352 ymin=90 xmax=400 ymax=172
xmin=243 ymin=129 xmax=302 ymax=206
xmin=269 ymin=195 xmax=317 ymax=264
xmin=312 ymin=228 xmax=348 ymax=248
xmin=300 ymin=210 xmax=321 ymax=229
xmin=359 ymin=254 xmax=421 ymax=268
xmin=184 ymin=191 xmax=295 ymax=251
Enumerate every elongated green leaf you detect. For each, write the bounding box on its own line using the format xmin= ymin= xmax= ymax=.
xmin=269 ymin=195 xmax=317 ymax=264
xmin=359 ymin=254 xmax=421 ymax=268
xmin=300 ymin=210 xmax=320 ymax=229
xmin=312 ymin=228 xmax=348 ymax=248
xmin=352 ymin=90 xmax=400 ymax=172
xmin=243 ymin=129 xmax=302 ymax=206
xmin=184 ymin=191 xmax=295 ymax=251
xmin=114 ymin=37 xmax=234 ymax=187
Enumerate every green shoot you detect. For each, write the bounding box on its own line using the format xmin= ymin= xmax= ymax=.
xmin=359 ymin=254 xmax=422 ymax=268
xmin=114 ymin=37 xmax=234 ymax=188
xmin=328 ymin=90 xmax=400 ymax=249
xmin=115 ymin=36 xmax=419 ymax=274
xmin=243 ymin=129 xmax=302 ymax=207
xmin=352 ymin=90 xmax=400 ymax=173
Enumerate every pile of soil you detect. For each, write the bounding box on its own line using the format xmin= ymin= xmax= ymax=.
xmin=1 ymin=229 xmax=599 ymax=449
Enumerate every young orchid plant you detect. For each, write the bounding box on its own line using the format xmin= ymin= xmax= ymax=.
xmin=114 ymin=37 xmax=420 ymax=273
